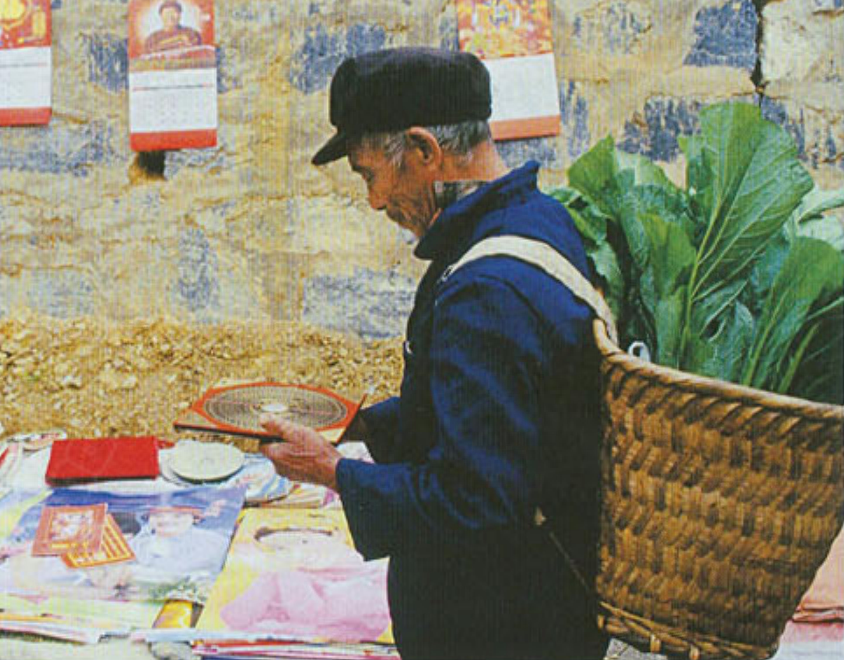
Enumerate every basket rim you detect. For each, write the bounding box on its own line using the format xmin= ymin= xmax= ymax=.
xmin=597 ymin=600 xmax=780 ymax=660
xmin=592 ymin=319 xmax=844 ymax=422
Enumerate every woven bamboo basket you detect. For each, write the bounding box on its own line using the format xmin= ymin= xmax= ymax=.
xmin=592 ymin=319 xmax=844 ymax=660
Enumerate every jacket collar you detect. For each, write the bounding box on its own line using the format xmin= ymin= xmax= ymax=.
xmin=414 ymin=161 xmax=540 ymax=262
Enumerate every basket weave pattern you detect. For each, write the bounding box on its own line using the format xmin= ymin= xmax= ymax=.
xmin=592 ymin=321 xmax=844 ymax=660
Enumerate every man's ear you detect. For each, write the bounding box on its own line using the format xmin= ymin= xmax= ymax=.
xmin=405 ymin=127 xmax=442 ymax=168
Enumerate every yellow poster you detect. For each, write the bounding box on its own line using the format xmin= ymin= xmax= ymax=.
xmin=456 ymin=0 xmax=561 ymax=140
xmin=457 ymin=0 xmax=553 ymax=58
xmin=197 ymin=508 xmax=394 ymax=646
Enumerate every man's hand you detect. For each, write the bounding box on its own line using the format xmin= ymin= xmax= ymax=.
xmin=259 ymin=413 xmax=343 ymax=491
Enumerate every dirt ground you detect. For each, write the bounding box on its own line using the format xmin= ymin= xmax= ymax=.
xmin=0 ymin=311 xmax=403 ymax=448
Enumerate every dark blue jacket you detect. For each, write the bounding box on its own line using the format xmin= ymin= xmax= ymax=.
xmin=336 ymin=162 xmax=607 ymax=660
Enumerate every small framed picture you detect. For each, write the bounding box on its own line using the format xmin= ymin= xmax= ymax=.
xmin=32 ymin=503 xmax=108 ymax=556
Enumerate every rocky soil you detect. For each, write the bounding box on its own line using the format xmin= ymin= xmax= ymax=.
xmin=0 ymin=312 xmax=403 ymax=449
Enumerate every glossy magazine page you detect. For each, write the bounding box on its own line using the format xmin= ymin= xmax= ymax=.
xmin=0 ymin=485 xmax=244 ymax=605
xmin=197 ymin=508 xmax=395 ymax=649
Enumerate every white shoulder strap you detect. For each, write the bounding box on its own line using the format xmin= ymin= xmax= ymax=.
xmin=442 ymin=235 xmax=618 ymax=345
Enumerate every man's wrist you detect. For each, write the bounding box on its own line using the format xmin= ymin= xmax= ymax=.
xmin=323 ymin=453 xmax=342 ymax=491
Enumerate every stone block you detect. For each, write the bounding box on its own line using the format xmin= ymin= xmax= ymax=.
xmin=288 ymin=23 xmax=389 ymax=95
xmin=0 ymin=119 xmax=118 ymax=177
xmin=214 ymin=46 xmax=239 ymax=93
xmin=27 ymin=270 xmax=96 ymax=318
xmin=558 ymin=1 xmax=754 ymax=75
xmin=293 ymin=197 xmax=418 ymax=270
xmin=79 ymin=32 xmax=127 ymax=93
xmin=212 ymin=265 xmax=269 ymax=324
xmin=760 ymin=95 xmax=844 ymax=181
xmin=619 ymin=97 xmax=703 ymax=163
xmin=248 ymin=250 xmax=311 ymax=321
xmin=171 ymin=228 xmax=221 ymax=315
xmin=683 ymin=0 xmax=757 ymax=71
xmin=303 ymin=268 xmax=416 ymax=339
xmin=92 ymin=241 xmax=172 ymax=319
xmin=164 ymin=123 xmax=235 ymax=177
xmin=0 ymin=276 xmax=15 ymax=318
xmin=216 ymin=3 xmax=289 ymax=91
xmin=559 ymin=80 xmax=592 ymax=160
xmin=498 ymin=137 xmax=560 ymax=172
xmin=569 ymin=0 xmax=653 ymax=56
xmin=761 ymin=0 xmax=844 ymax=86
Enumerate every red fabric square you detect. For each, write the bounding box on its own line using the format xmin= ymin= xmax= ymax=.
xmin=46 ymin=437 xmax=160 ymax=485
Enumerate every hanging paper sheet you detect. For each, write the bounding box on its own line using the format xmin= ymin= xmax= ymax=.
xmin=0 ymin=0 xmax=51 ymax=126
xmin=456 ymin=0 xmax=560 ymax=141
xmin=128 ymin=0 xmax=217 ymax=151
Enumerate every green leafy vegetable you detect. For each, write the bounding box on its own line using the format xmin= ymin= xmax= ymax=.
xmin=551 ymin=102 xmax=844 ymax=404
xmin=742 ymin=238 xmax=844 ymax=393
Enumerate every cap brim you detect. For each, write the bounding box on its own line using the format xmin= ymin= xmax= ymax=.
xmin=311 ymin=131 xmax=348 ymax=166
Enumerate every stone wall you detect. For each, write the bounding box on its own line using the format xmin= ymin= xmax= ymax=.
xmin=1 ymin=0 xmax=841 ymax=338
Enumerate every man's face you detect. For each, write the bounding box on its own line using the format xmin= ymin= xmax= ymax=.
xmin=161 ymin=7 xmax=181 ymax=30
xmin=348 ymin=140 xmax=438 ymax=239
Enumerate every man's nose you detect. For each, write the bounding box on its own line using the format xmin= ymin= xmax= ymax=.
xmin=367 ymin=188 xmax=387 ymax=211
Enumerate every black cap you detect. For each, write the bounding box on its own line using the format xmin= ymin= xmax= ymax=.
xmin=312 ymin=47 xmax=492 ymax=166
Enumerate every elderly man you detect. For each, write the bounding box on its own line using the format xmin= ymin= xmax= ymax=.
xmin=261 ymin=47 xmax=608 ymax=660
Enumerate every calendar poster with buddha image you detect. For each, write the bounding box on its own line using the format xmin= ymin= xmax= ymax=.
xmin=128 ymin=0 xmax=217 ymax=151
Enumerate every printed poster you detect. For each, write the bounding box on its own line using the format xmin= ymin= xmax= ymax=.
xmin=0 ymin=0 xmax=51 ymax=125
xmin=62 ymin=514 xmax=137 ymax=568
xmin=0 ymin=486 xmax=244 ymax=605
xmin=31 ymin=502 xmax=108 ymax=556
xmin=197 ymin=508 xmax=394 ymax=646
xmin=128 ymin=0 xmax=217 ymax=151
xmin=457 ymin=0 xmax=560 ymax=140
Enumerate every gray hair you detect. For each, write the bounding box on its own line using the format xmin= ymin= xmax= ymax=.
xmin=355 ymin=120 xmax=492 ymax=168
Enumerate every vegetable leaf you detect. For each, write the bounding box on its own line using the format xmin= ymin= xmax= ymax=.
xmin=682 ymin=104 xmax=814 ymax=302
xmin=741 ymin=237 xmax=844 ymax=391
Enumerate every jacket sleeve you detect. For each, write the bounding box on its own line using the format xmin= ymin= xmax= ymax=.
xmin=336 ymin=271 xmax=587 ymax=560
xmin=357 ymin=397 xmax=400 ymax=463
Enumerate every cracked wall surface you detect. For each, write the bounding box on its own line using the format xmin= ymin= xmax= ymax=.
xmin=1 ymin=0 xmax=841 ymax=338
